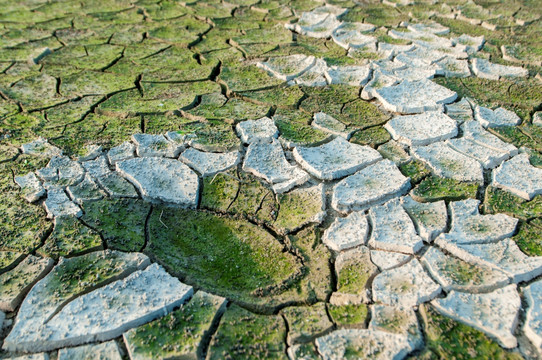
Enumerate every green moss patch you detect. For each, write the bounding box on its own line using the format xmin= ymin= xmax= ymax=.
xmin=399 ymin=160 xmax=431 ymax=184
xmin=411 ymin=176 xmax=478 ymax=203
xmin=81 ymin=198 xmax=149 ymax=252
xmin=512 ymin=220 xmax=542 ymax=256
xmin=328 ymin=303 xmax=368 ymax=328
xmin=483 ymin=186 xmax=542 ymax=221
xmin=281 ymin=302 xmax=333 ymax=345
xmin=207 ymin=304 xmax=286 ymax=360
xmin=146 ymin=206 xmax=302 ymax=310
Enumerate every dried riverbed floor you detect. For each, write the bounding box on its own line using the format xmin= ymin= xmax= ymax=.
xmin=1 ymin=0 xmax=542 ymax=359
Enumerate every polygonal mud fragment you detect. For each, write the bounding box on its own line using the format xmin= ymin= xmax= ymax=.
xmin=81 ymin=156 xmax=111 ymax=178
xmin=77 ymin=144 xmax=103 ymax=162
xmin=96 ymin=172 xmax=139 ymax=199
xmin=36 ymin=156 xmax=85 ymax=187
xmin=124 ymin=291 xmax=226 ymax=360
xmin=323 ymin=212 xmax=369 ymax=252
xmin=492 ymin=153 xmax=542 ymax=200
xmin=374 ymin=79 xmax=457 ymax=114
xmin=472 ymin=58 xmax=528 ymax=80
xmin=58 ymin=341 xmax=121 ymax=360
xmin=288 ymin=58 xmax=329 ymax=87
xmin=361 ymin=69 xmax=399 ymax=101
xmin=66 ymin=174 xmax=106 ymax=205
xmin=435 ymin=56 xmax=471 ymax=77
xmin=377 ymin=140 xmax=410 ymax=165
xmin=282 ymin=303 xmax=333 ymax=345
xmin=293 ymin=136 xmax=382 ymax=181
xmin=431 ymin=285 xmax=521 ymax=349
xmin=107 ymin=141 xmax=135 ymax=165
xmin=447 ymin=137 xmax=513 ymax=169
xmin=0 ymin=255 xmax=54 ymax=312
xmin=370 ymin=250 xmax=411 ymax=271
xmin=368 ymin=199 xmax=424 ymax=254
xmin=435 ymin=237 xmax=542 ymax=283
xmin=44 ymin=188 xmax=82 ymax=219
xmin=257 ymin=54 xmax=316 ymax=81
xmin=401 ymin=196 xmax=447 ymax=242
xmin=332 ymin=23 xmax=377 ymax=50
xmin=384 ymin=111 xmax=458 ymax=147
xmin=332 ymin=159 xmax=411 ymax=213
xmin=3 ymin=250 xmax=151 ymax=352
xmin=287 ymin=13 xmax=342 ymax=39
xmin=21 ymin=138 xmax=62 ymax=158
xmin=235 ymin=116 xmax=279 ymax=144
xmin=453 ymin=34 xmax=485 ymax=53
xmin=369 ymin=304 xmax=423 ymax=352
xmin=533 ymin=112 xmax=542 ymax=127
xmin=311 ymin=112 xmax=350 ymax=139
xmin=325 ymin=65 xmax=372 ymax=86
xmin=421 ymin=247 xmax=509 ymax=293
xmin=315 ymin=329 xmax=412 ymax=360
xmin=462 ymin=121 xmax=518 ymax=156
xmin=274 ymin=184 xmax=326 ymax=234
xmin=332 ymin=246 xmax=377 ymax=305
xmin=372 ymin=259 xmax=441 ymax=307
xmin=131 ymin=133 xmax=183 ymax=158
xmin=524 ymin=279 xmax=542 ymax=352
xmin=474 ymin=106 xmax=522 ymax=128
xmin=445 ymin=98 xmax=473 ymax=123
xmin=14 ymin=172 xmax=45 ymax=203
xmin=243 ymin=138 xmax=309 ymax=194
xmin=411 ymin=141 xmax=484 ymax=184
xmin=207 ymin=304 xmax=286 ymax=360
xmin=407 ymin=22 xmax=449 ymax=35
xmin=117 ymin=157 xmax=199 ymax=206
xmin=180 ymin=148 xmax=240 ymax=177
xmin=444 ymin=199 xmax=518 ymax=245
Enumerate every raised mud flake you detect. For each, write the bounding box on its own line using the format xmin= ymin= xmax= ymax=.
xmin=180 ymin=148 xmax=240 ymax=177
xmin=235 ymin=116 xmax=279 ymax=144
xmin=421 ymin=247 xmax=509 ymax=293
xmin=288 ymin=58 xmax=329 ymax=87
xmin=524 ymin=279 xmax=542 ymax=352
xmin=44 ymin=188 xmax=83 ymax=219
xmin=288 ymin=343 xmax=320 ymax=360
xmin=331 ymin=159 xmax=411 ymax=213
xmin=435 ymin=237 xmax=542 ymax=284
xmin=124 ymin=291 xmax=227 ymax=360
xmin=374 ymin=78 xmax=457 ymax=114
xmin=146 ymin=206 xmax=302 ymax=309
xmin=311 ymin=112 xmax=351 ymax=139
xmin=411 ymin=141 xmax=484 ymax=184
xmin=369 ymin=250 xmax=411 ymax=271
xmin=131 ymin=133 xmax=183 ymax=158
xmin=369 ymin=304 xmax=423 ymax=352
xmin=96 ymin=172 xmax=139 ymax=199
xmin=207 ymin=304 xmax=286 ymax=360
xmin=20 ymin=138 xmax=62 ymax=158
xmin=474 ymin=106 xmax=522 ymax=128
xmin=257 ymin=54 xmax=316 ymax=81
xmin=368 ymin=199 xmax=424 ymax=254
xmin=315 ymin=328 xmax=412 ymax=360
xmin=431 ymin=285 xmax=521 ymax=349
xmin=66 ymin=174 xmax=106 ymax=205
xmin=384 ymin=111 xmax=458 ymax=147
xmin=14 ymin=172 xmax=45 ymax=203
xmin=116 ymin=157 xmax=199 ymax=206
xmin=445 ymin=97 xmax=473 ymax=123
xmin=401 ymin=196 xmax=447 ymax=242
xmin=81 ymin=198 xmax=149 ymax=252
xmin=331 ymin=246 xmax=377 ymax=305
xmin=36 ymin=156 xmax=85 ymax=187
xmin=323 ymin=211 xmax=369 ymax=252
xmin=0 ymin=255 xmax=54 ymax=312
xmin=372 ymin=259 xmax=441 ymax=307
xmin=243 ymin=138 xmax=309 ymax=194
xmin=293 ymin=136 xmax=382 ymax=181
xmin=331 ymin=22 xmax=377 ymax=50
xmin=3 ymin=250 xmax=151 ymax=352
xmin=493 ymin=153 xmax=542 ymax=201
xmin=446 ymin=136 xmax=514 ymax=170
xmin=107 ymin=141 xmax=135 ymax=165
xmin=325 ymin=64 xmax=372 ymax=86
xmin=273 ymin=184 xmax=326 ymax=234
xmin=58 ymin=341 xmax=121 ymax=360
xmin=282 ymin=303 xmax=333 ymax=345
xmin=444 ymin=199 xmax=518 ymax=245
xmin=471 ymin=58 xmax=528 ymax=80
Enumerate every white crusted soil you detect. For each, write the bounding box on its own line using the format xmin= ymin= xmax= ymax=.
xmin=323 ymin=211 xmax=369 ymax=252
